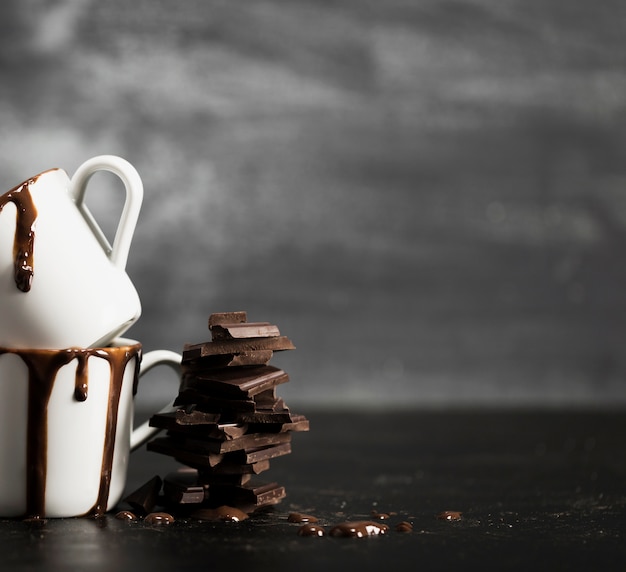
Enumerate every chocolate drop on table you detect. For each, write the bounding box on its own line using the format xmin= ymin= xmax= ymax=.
xmin=328 ymin=521 xmax=390 ymax=538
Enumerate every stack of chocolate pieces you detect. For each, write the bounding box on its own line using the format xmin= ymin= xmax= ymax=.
xmin=146 ymin=312 xmax=309 ymax=516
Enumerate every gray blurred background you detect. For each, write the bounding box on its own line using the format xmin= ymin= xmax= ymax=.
xmin=1 ymin=0 xmax=626 ymax=409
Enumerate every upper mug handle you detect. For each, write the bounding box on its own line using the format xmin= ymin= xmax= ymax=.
xmin=70 ymin=155 xmax=144 ymax=269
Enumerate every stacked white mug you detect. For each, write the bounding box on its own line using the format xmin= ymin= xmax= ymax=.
xmin=0 ymin=156 xmax=181 ymax=518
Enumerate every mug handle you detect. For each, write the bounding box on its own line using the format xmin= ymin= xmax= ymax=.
xmin=70 ymin=155 xmax=144 ymax=270
xmin=130 ymin=349 xmax=182 ymax=451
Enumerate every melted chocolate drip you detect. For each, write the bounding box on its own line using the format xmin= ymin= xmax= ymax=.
xmin=0 ymin=343 xmax=141 ymax=518
xmin=90 ymin=346 xmax=139 ymax=518
xmin=0 ymin=177 xmax=38 ymax=292
xmin=74 ymin=354 xmax=89 ymax=402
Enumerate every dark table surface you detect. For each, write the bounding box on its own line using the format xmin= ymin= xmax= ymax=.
xmin=1 ymin=409 xmax=625 ymax=571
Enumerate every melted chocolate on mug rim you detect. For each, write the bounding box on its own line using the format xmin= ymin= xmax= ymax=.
xmin=0 ymin=341 xmax=142 ymax=519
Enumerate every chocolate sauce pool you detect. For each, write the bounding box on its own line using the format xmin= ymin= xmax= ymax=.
xmin=0 ymin=176 xmax=39 ymax=292
xmin=0 ymin=343 xmax=141 ymax=518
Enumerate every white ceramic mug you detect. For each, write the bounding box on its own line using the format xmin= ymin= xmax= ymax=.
xmin=0 ymin=155 xmax=143 ymax=349
xmin=0 ymin=338 xmax=181 ymax=519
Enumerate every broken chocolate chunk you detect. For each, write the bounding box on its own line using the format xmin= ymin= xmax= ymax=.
xmin=123 ymin=476 xmax=163 ymax=516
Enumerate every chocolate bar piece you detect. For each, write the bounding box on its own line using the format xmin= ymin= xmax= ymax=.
xmin=162 ymin=469 xmax=258 ymax=508
xmin=180 ymin=366 xmax=289 ymax=399
xmin=199 ymin=459 xmax=270 ymax=476
xmin=183 ymin=336 xmax=295 ymax=361
xmin=175 ymin=407 xmax=221 ymax=425
xmin=147 ymin=437 xmax=291 ymax=468
xmin=123 ymin=475 xmax=163 ymax=516
xmin=162 ymin=431 xmax=291 ymax=455
xmin=208 ymin=312 xmax=248 ymax=328
xmin=174 ymin=389 xmax=257 ymax=413
xmin=197 ymin=472 xmax=252 ymax=486
xmin=248 ymin=414 xmax=310 ymax=434
xmin=182 ymin=351 xmax=274 ymax=370
xmin=149 ymin=412 xmax=247 ymax=439
xmin=226 ymin=409 xmax=295 ymax=424
xmin=208 ymin=481 xmax=286 ymax=507
xmin=174 ymin=388 xmax=288 ymax=416
xmin=163 ymin=469 xmax=209 ymax=505
xmin=254 ymin=390 xmax=285 ymax=411
xmin=237 ymin=442 xmax=292 ymax=464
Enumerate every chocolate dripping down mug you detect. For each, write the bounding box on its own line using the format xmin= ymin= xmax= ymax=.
xmin=0 ymin=338 xmax=181 ymax=518
xmin=0 ymin=155 xmax=143 ymax=349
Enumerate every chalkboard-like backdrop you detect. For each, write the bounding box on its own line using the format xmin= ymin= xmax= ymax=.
xmin=0 ymin=1 xmax=625 ymax=408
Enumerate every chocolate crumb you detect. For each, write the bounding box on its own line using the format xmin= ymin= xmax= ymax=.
xmin=371 ymin=510 xmax=390 ymax=520
xmin=437 ymin=510 xmax=462 ymax=521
